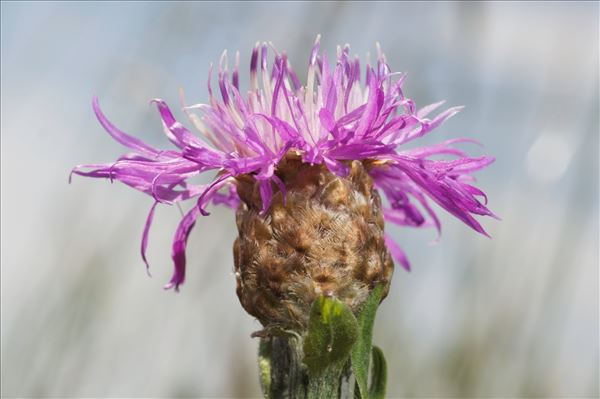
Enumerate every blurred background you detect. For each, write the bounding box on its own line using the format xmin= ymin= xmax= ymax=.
xmin=1 ymin=1 xmax=598 ymax=398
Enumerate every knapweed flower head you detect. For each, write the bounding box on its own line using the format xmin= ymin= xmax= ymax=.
xmin=72 ymin=36 xmax=496 ymax=309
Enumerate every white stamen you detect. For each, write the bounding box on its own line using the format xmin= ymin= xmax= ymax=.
xmin=261 ymin=43 xmax=273 ymax=115
xmin=220 ymin=50 xmax=228 ymax=72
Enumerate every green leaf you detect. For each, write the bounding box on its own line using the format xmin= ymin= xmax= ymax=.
xmin=258 ymin=338 xmax=272 ymax=398
xmin=368 ymin=346 xmax=387 ymax=399
xmin=303 ymin=296 xmax=359 ymax=375
xmin=350 ymin=284 xmax=383 ymax=399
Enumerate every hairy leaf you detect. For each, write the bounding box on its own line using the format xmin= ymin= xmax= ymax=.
xmin=303 ymin=296 xmax=359 ymax=375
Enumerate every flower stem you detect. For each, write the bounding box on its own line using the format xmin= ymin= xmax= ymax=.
xmin=259 ymin=336 xmax=350 ymax=399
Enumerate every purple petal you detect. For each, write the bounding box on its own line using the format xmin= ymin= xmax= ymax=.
xmin=390 ymin=157 xmax=491 ymax=237
xmin=323 ymin=156 xmax=349 ymax=177
xmin=384 ymin=234 xmax=411 ymax=271
xmin=354 ymin=69 xmax=380 ymax=138
xmin=319 ymin=108 xmax=336 ymax=132
xmin=165 ymin=205 xmax=201 ymax=291
xmin=92 ymin=97 xmax=160 ymax=157
xmin=152 ymin=99 xmax=204 ymax=149
xmin=141 ymin=201 xmax=158 ymax=274
xmin=196 ymin=173 xmax=233 ymax=216
xmin=211 ymin=182 xmax=240 ymax=208
xmin=329 ymin=142 xmax=396 ymax=160
xmin=250 ymin=42 xmax=259 ymax=89
xmin=232 ymin=51 xmax=240 ymax=89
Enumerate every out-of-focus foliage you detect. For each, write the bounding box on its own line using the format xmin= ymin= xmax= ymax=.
xmin=1 ymin=2 xmax=598 ymax=397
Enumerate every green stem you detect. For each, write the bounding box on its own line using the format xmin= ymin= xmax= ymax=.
xmin=259 ymin=336 xmax=349 ymax=399
xmin=258 ymin=288 xmax=387 ymax=399
xmin=306 ymin=365 xmax=345 ymax=399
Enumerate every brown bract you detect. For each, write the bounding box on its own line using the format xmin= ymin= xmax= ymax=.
xmin=234 ymin=155 xmax=394 ymax=332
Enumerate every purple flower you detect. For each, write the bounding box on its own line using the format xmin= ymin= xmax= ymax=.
xmin=72 ymin=36 xmax=496 ymax=290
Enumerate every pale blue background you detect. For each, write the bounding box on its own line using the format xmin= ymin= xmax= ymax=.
xmin=2 ymin=1 xmax=598 ymax=397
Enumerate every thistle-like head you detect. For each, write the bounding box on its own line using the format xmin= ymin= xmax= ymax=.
xmin=72 ymin=36 xmax=496 ymax=328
